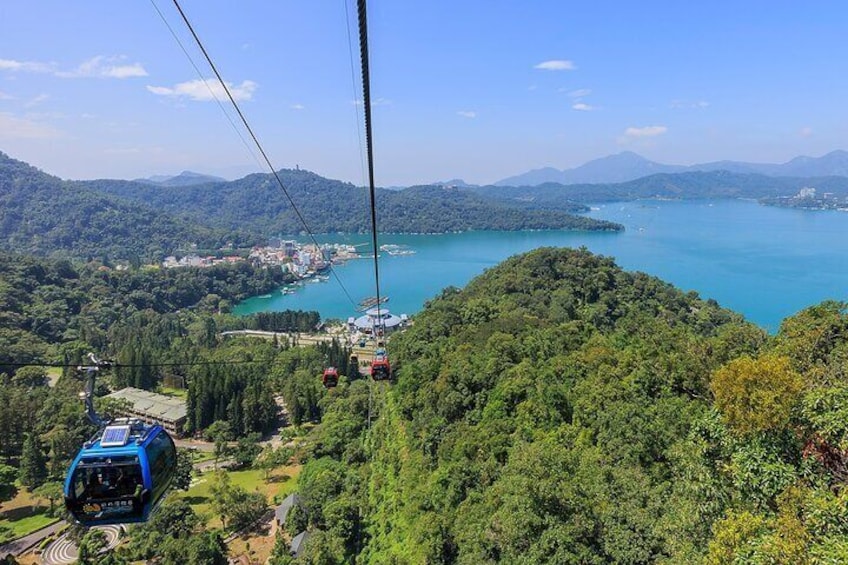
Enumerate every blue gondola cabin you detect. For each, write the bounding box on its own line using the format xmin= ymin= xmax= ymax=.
xmin=64 ymin=419 xmax=176 ymax=526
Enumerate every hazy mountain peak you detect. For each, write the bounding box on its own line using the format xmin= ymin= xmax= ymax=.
xmin=135 ymin=171 xmax=226 ymax=187
xmin=497 ymin=150 xmax=848 ymax=186
xmin=496 ymin=152 xmax=683 ymax=186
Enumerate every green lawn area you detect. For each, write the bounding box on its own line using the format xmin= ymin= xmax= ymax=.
xmin=45 ymin=367 xmax=62 ymax=387
xmin=158 ymin=386 xmax=188 ymax=400
xmin=187 ymin=449 xmax=216 ymax=464
xmin=0 ymin=506 xmax=59 ymax=542
xmin=177 ymin=464 xmax=300 ymax=529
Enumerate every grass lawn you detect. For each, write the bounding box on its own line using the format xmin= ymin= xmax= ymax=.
xmin=0 ymin=509 xmax=58 ymax=541
xmin=158 ymin=386 xmax=188 ymax=400
xmin=177 ymin=464 xmax=300 ymax=530
xmin=45 ymin=367 xmax=63 ymax=387
xmin=0 ymin=490 xmax=60 ymax=543
xmin=187 ymin=449 xmax=217 ymax=464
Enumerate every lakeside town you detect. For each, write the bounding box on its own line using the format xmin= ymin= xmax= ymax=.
xmin=761 ymin=186 xmax=848 ymax=211
xmin=162 ymin=240 xmax=416 ymax=290
xmin=162 ymin=240 xmax=365 ymax=277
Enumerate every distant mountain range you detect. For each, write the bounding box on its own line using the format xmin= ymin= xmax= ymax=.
xmin=473 ymin=170 xmax=848 ymax=209
xmin=134 ymin=171 xmax=226 ymax=187
xmin=496 ymin=150 xmax=848 ymax=186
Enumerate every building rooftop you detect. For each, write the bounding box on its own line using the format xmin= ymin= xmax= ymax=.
xmin=275 ymin=493 xmax=303 ymax=526
xmin=290 ymin=531 xmax=311 ymax=558
xmin=106 ymin=387 xmax=187 ymax=424
xmin=354 ymin=308 xmax=404 ymax=330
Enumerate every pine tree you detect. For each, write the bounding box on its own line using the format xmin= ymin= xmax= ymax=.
xmin=19 ymin=433 xmax=47 ymax=490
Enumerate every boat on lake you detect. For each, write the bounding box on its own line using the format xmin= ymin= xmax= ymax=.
xmin=358 ymin=296 xmax=389 ymax=312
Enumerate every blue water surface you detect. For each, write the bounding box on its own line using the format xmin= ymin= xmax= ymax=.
xmin=234 ymin=200 xmax=848 ymax=332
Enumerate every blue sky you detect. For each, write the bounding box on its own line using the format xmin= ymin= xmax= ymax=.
xmin=1 ymin=0 xmax=846 ymax=186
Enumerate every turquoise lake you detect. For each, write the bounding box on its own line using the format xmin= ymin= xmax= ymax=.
xmin=233 ymin=199 xmax=848 ymax=332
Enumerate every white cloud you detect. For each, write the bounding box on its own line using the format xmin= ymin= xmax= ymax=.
xmin=800 ymin=126 xmax=813 ymax=138
xmin=351 ymin=97 xmax=392 ymax=107
xmin=103 ymin=146 xmax=165 ymax=155
xmin=0 ymin=90 xmax=13 ymax=100
xmin=24 ymin=93 xmax=49 ymax=108
xmin=572 ymin=103 xmax=594 ymax=111
xmin=457 ymin=110 xmax=477 ymax=119
xmin=624 ymin=125 xmax=667 ymax=138
xmin=291 ymin=104 xmax=305 ymax=110
xmin=0 ymin=58 xmax=55 ymax=73
xmin=534 ymin=60 xmax=576 ymax=71
xmin=56 ymin=56 xmax=147 ymax=78
xmin=0 ymin=112 xmax=62 ymax=139
xmin=147 ymin=78 xmax=257 ymax=102
xmin=1 ymin=56 xmax=146 ymax=78
xmin=670 ymin=99 xmax=710 ymax=109
xmin=568 ymin=88 xmax=592 ymax=98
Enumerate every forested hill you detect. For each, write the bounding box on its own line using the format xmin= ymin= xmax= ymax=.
xmin=0 ymin=152 xmax=259 ymax=260
xmin=81 ymin=168 xmax=621 ymax=234
xmin=0 ymin=151 xmax=619 ymax=260
xmin=298 ymin=248 xmax=848 ymax=563
xmin=467 ymin=169 xmax=848 ymax=209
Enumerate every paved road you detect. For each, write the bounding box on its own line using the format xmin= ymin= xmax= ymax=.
xmin=41 ymin=525 xmax=123 ymax=565
xmin=0 ymin=520 xmax=64 ymax=559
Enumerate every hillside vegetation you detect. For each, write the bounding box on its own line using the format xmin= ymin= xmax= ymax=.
xmin=0 ymin=151 xmax=620 ymax=260
xmin=0 ymin=152 xmax=258 ymax=261
xmin=82 ymin=169 xmax=620 ymax=234
xmin=288 ymin=248 xmax=848 ymax=564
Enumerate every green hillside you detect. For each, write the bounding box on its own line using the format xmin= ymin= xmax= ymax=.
xmin=290 ymin=247 xmax=848 ymax=564
xmin=81 ymin=169 xmax=621 ymax=234
xmin=0 ymin=152 xmax=258 ymax=261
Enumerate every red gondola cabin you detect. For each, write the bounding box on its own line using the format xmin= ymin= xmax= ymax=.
xmin=371 ymin=357 xmax=391 ymax=381
xmin=322 ymin=367 xmax=339 ymax=388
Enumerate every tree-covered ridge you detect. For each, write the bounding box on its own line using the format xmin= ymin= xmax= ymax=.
xmin=0 ymin=152 xmax=259 ymax=261
xmin=82 ymin=169 xmax=622 ymax=234
xmin=290 ymin=248 xmax=848 ymax=564
xmin=0 ymin=250 xmax=287 ymax=372
xmin=0 ymin=150 xmax=620 ymax=259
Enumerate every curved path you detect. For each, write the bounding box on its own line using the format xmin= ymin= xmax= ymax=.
xmin=41 ymin=525 xmax=123 ymax=565
xmin=0 ymin=521 xmax=63 ymax=559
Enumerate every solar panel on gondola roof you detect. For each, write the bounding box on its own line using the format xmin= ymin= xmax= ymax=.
xmin=100 ymin=425 xmax=131 ymax=447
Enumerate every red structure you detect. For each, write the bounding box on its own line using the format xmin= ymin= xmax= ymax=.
xmin=371 ymin=357 xmax=391 ymax=381
xmin=322 ymin=367 xmax=339 ymax=388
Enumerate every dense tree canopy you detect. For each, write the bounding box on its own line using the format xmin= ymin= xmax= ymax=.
xmin=290 ymin=248 xmax=848 ymax=564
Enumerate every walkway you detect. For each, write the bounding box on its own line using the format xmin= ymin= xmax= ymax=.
xmin=41 ymin=525 xmax=123 ymax=565
xmin=0 ymin=520 xmax=64 ymax=559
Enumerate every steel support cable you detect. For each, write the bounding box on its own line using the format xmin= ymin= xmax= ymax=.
xmin=2 ymin=360 xmax=278 ymax=369
xmin=354 ymin=3 xmax=381 ymax=559
xmin=356 ymin=0 xmax=384 ymax=329
xmin=343 ymin=0 xmax=369 ymax=190
xmin=170 ymin=0 xmax=358 ymax=310
xmin=149 ymin=0 xmax=263 ymax=171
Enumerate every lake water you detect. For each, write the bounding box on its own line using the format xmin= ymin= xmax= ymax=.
xmin=233 ymin=200 xmax=848 ymax=332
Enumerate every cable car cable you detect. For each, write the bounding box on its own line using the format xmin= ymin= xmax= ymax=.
xmin=2 ymin=359 xmax=278 ymax=370
xmin=343 ymin=0 xmax=368 ymax=190
xmin=148 ymin=0 xmax=264 ymax=172
xmin=356 ymin=0 xmax=383 ymax=328
xmin=170 ymin=0 xmax=359 ymax=310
